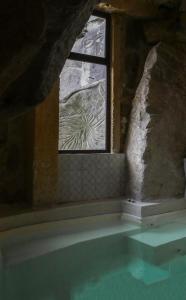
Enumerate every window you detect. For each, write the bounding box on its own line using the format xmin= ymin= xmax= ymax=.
xmin=58 ymin=11 xmax=111 ymax=153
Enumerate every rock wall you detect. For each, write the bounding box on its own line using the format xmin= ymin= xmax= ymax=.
xmin=112 ymin=14 xmax=150 ymax=152
xmin=126 ymin=42 xmax=186 ymax=201
xmin=0 ymin=118 xmax=26 ymax=204
xmin=0 ymin=0 xmax=99 ymax=120
xmin=1 ymin=0 xmax=186 ymax=209
xmin=99 ymin=0 xmax=182 ymax=17
xmin=0 ymin=0 xmax=98 ymax=206
xmin=1 ymin=0 xmax=184 ymax=119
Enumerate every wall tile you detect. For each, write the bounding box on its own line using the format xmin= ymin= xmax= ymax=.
xmin=82 ymin=170 xmax=96 ymax=201
xmin=58 ymin=154 xmax=125 ymax=203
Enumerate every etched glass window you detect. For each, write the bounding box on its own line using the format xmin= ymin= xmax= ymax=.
xmin=59 ymin=12 xmax=110 ymax=152
xmin=72 ymin=16 xmax=106 ymax=57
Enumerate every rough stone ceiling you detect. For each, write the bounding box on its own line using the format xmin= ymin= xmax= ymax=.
xmin=0 ymin=0 xmax=99 ymax=119
xmin=0 ymin=0 xmax=185 ymax=119
xmin=97 ymin=0 xmax=184 ymax=17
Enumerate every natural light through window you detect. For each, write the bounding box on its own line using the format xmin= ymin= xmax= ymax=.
xmin=58 ymin=12 xmax=110 ymax=152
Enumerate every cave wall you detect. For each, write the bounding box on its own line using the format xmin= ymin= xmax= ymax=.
xmin=21 ymin=13 xmax=147 ymax=207
xmin=126 ymin=42 xmax=186 ymax=201
xmin=111 ymin=14 xmax=150 ymax=153
xmin=125 ymin=1 xmax=186 ymax=201
xmin=1 ymin=0 xmax=184 ymax=119
xmin=0 ymin=117 xmax=26 ymax=205
xmin=0 ymin=0 xmax=99 ymax=207
xmin=1 ymin=0 xmax=186 ymax=211
xmin=0 ymin=0 xmax=99 ymax=119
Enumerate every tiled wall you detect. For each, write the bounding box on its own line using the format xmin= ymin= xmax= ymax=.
xmin=58 ymin=154 xmax=126 ymax=203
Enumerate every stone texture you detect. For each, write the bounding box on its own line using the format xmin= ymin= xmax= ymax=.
xmin=144 ymin=17 xmax=186 ymax=44
xmin=0 ymin=118 xmax=26 ymax=204
xmin=1 ymin=0 xmax=186 ymax=212
xmin=0 ymin=0 xmax=98 ymax=119
xmin=1 ymin=0 xmax=185 ymax=120
xmin=0 ymin=0 xmax=185 ymax=120
xmin=0 ymin=0 xmax=98 ymax=207
xmin=126 ymin=42 xmax=186 ymax=201
xmin=112 ymin=14 xmax=150 ymax=152
xmin=99 ymin=0 xmax=182 ymax=16
xmin=0 ymin=1 xmax=46 ymax=99
xmin=98 ymin=0 xmax=157 ymax=16
xmin=0 ymin=81 xmax=59 ymax=206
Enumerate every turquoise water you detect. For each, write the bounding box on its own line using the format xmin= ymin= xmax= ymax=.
xmin=2 ymin=222 xmax=186 ymax=300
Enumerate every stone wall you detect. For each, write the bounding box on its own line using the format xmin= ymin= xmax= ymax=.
xmin=112 ymin=14 xmax=149 ymax=152
xmin=0 ymin=0 xmax=99 ymax=207
xmin=0 ymin=117 xmax=26 ymax=204
xmin=0 ymin=0 xmax=99 ymax=120
xmin=126 ymin=42 xmax=186 ymax=201
xmin=1 ymin=0 xmax=186 ymax=211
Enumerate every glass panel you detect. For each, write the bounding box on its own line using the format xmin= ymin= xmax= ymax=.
xmin=59 ymin=59 xmax=107 ymax=151
xmin=71 ymin=15 xmax=106 ymax=57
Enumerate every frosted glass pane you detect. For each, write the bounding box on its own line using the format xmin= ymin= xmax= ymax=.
xmin=71 ymin=16 xmax=106 ymax=57
xmin=59 ymin=59 xmax=107 ymax=151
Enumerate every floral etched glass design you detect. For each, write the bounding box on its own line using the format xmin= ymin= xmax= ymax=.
xmin=71 ymin=16 xmax=106 ymax=57
xmin=59 ymin=60 xmax=106 ymax=151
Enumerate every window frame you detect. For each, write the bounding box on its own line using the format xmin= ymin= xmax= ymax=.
xmin=59 ymin=10 xmax=111 ymax=154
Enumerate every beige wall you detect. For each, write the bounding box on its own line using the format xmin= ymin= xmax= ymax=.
xmin=32 ymin=81 xmax=59 ymax=206
xmin=23 ymin=81 xmax=59 ymax=207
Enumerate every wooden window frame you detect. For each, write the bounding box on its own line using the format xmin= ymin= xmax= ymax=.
xmin=59 ymin=10 xmax=111 ymax=154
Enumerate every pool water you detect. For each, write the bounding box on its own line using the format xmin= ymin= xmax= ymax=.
xmin=2 ymin=219 xmax=186 ymax=300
